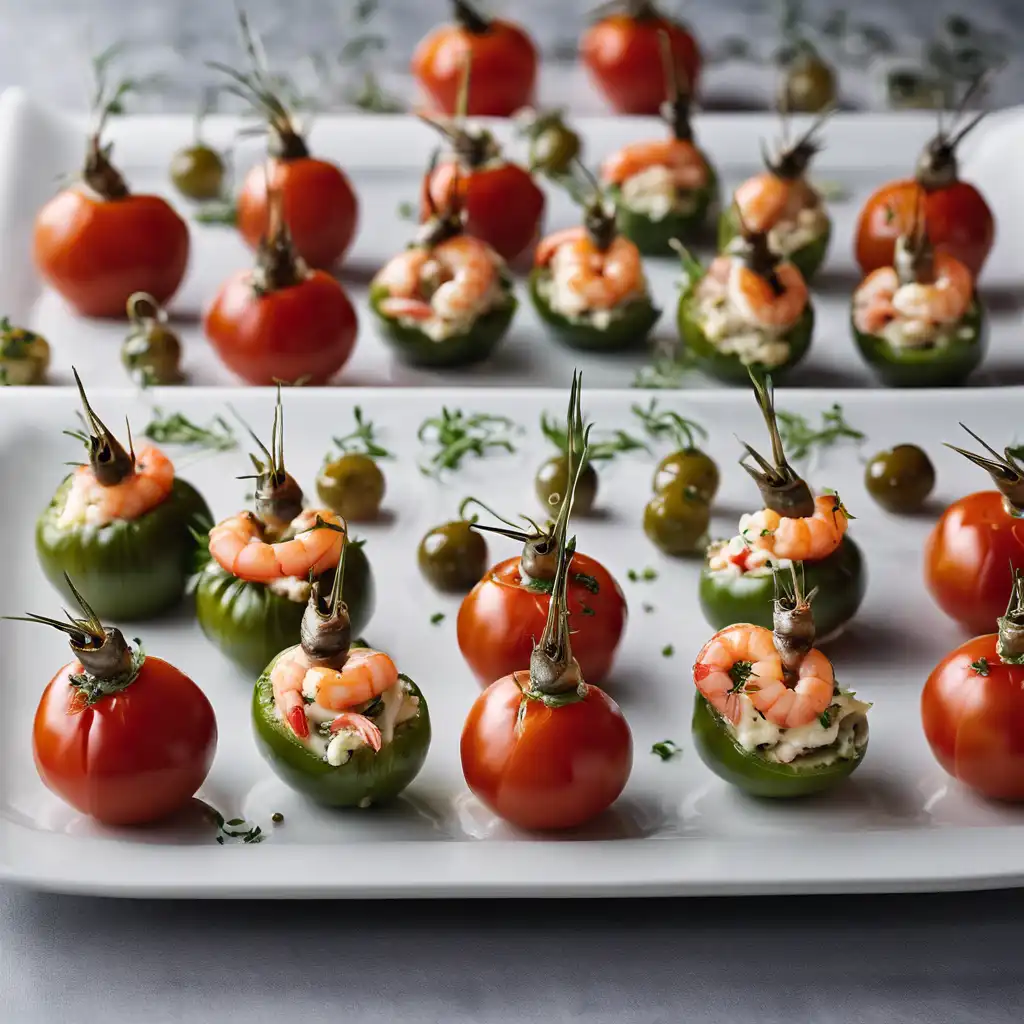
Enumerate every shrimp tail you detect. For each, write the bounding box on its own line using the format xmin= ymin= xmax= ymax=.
xmin=287 ymin=703 xmax=310 ymax=739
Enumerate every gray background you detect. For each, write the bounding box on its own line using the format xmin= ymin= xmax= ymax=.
xmin=3 ymin=884 xmax=1024 ymax=1022
xmin=1 ymin=0 xmax=1022 ymax=113
xmin=3 ymin=3 xmax=1024 ymax=1022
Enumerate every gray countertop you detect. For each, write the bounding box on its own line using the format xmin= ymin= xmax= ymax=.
xmin=3 ymin=884 xmax=1023 ymax=1022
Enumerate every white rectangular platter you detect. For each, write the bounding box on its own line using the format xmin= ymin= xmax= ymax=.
xmin=2 ymin=384 xmax=1024 ymax=898
xmin=2 ymin=87 xmax=1023 ymax=390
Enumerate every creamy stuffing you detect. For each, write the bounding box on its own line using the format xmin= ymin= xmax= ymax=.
xmin=876 ymin=319 xmax=976 ymax=352
xmin=767 ymin=204 xmax=829 ymax=258
xmin=267 ymin=576 xmax=312 ymax=604
xmin=394 ymin=267 xmax=509 ymax=343
xmin=619 ymin=165 xmax=700 ymax=221
xmin=538 ymin=254 xmax=647 ymax=323
xmin=730 ymin=690 xmax=871 ymax=765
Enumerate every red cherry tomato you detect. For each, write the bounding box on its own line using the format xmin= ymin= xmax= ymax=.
xmin=581 ymin=4 xmax=702 ymax=115
xmin=33 ymin=656 xmax=217 ymax=826
xmin=422 ymin=159 xmax=544 ymax=263
xmin=237 ymin=156 xmax=359 ymax=271
xmin=461 ymin=672 xmax=633 ymax=830
xmin=855 ymin=178 xmax=994 ymax=279
xmin=204 ymin=267 xmax=357 ymax=386
xmin=922 ymin=633 xmax=1024 ymax=800
xmin=457 ymin=553 xmax=627 ymax=686
xmin=412 ymin=3 xmax=537 ymax=117
xmin=925 ymin=491 xmax=1024 ymax=635
xmin=34 ymin=189 xmax=189 ymax=318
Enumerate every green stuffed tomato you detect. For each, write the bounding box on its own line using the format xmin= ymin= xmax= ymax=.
xmin=253 ymin=651 xmax=431 ymax=807
xmin=678 ymin=288 xmax=814 ymax=384
xmin=36 ymin=476 xmax=211 ymax=621
xmin=369 ymin=281 xmax=517 ymax=369
xmin=195 ymin=542 xmax=375 ymax=675
xmin=529 ymin=267 xmax=661 ymax=352
xmin=851 ymin=297 xmax=987 ymax=387
xmin=609 ymin=165 xmax=720 ymax=255
xmin=718 ymin=202 xmax=831 ymax=282
xmin=699 ymin=535 xmax=866 ymax=641
xmin=691 ymin=695 xmax=867 ymax=798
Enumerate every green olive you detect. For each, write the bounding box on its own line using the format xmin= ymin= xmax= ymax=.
xmin=780 ymin=53 xmax=837 ymax=114
xmin=653 ymin=448 xmax=720 ymax=502
xmin=418 ymin=520 xmax=488 ymax=593
xmin=170 ymin=144 xmax=226 ymax=202
xmin=865 ymin=444 xmax=936 ymax=514
xmin=316 ymin=453 xmax=385 ymax=522
xmin=0 ymin=326 xmax=50 ymax=385
xmin=121 ymin=322 xmax=182 ymax=385
xmin=643 ymin=481 xmax=711 ymax=557
xmin=530 ymin=123 xmax=582 ymax=177
xmin=535 ymin=456 xmax=598 ymax=517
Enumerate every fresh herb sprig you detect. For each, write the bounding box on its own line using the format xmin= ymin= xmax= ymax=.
xmin=330 ymin=406 xmax=393 ymax=459
xmin=632 ymin=352 xmax=698 ymax=389
xmin=776 ymin=404 xmax=865 ymax=461
xmin=206 ymin=807 xmax=265 ymax=845
xmin=540 ymin=412 xmax=647 ymax=462
xmin=193 ymin=201 xmax=238 ymax=226
xmin=632 ymin=399 xmax=707 ymax=451
xmin=418 ymin=408 xmax=518 ymax=477
xmin=143 ymin=409 xmax=237 ymax=451
xmin=651 ymin=740 xmax=681 ymax=761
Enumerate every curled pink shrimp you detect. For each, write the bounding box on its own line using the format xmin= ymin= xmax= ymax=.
xmin=600 ymin=138 xmax=709 ymax=190
xmin=303 ymin=647 xmax=399 ymax=709
xmin=271 ymin=646 xmax=311 ymax=738
xmin=209 ymin=508 xmax=344 ymax=583
xmin=852 ymin=266 xmax=899 ymax=335
xmin=59 ymin=444 xmax=174 ymax=528
xmin=693 ymin=624 xmax=835 ymax=729
xmin=329 ymin=712 xmax=382 ymax=752
xmin=728 ymin=259 xmax=808 ymax=330
xmin=747 ymin=494 xmax=849 ymax=561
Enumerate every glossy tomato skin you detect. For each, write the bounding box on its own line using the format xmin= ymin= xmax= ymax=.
xmin=32 ymin=656 xmax=217 ymax=825
xmin=924 ymin=491 xmax=1024 ymax=635
xmin=204 ymin=268 xmax=358 ymax=385
xmin=922 ymin=634 xmax=1024 ymax=800
xmin=422 ymin=160 xmax=545 ymax=264
xmin=581 ymin=14 xmax=702 ymax=115
xmin=413 ymin=19 xmax=537 ymax=117
xmin=237 ymin=157 xmax=359 ymax=270
xmin=457 ymin=553 xmax=627 ymax=687
xmin=33 ymin=189 xmax=189 ymax=318
xmin=461 ymin=673 xmax=633 ymax=830
xmin=854 ymin=178 xmax=994 ymax=279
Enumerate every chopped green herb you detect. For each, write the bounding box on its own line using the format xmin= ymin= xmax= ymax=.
xmin=193 ymin=201 xmax=238 ymax=226
xmin=642 ymin=602 xmax=655 ymax=614
xmin=626 ymin=567 xmax=658 ymax=583
xmin=776 ymin=404 xmax=865 ymax=461
xmin=661 ymin=644 xmax=675 ymax=658
xmin=728 ymin=660 xmax=757 ymax=692
xmin=396 ymin=200 xmax=416 ymax=221
xmin=418 ymin=408 xmax=518 ymax=477
xmin=580 ymin=604 xmax=595 ymax=616
xmin=574 ymin=572 xmax=600 ymax=594
xmin=143 ymin=409 xmax=237 ymax=451
xmin=631 ymin=399 xmax=707 ymax=450
xmin=651 ymin=739 xmax=681 ymax=761
xmin=970 ymin=657 xmax=990 ymax=677
xmin=818 ymin=709 xmax=832 ymax=729
xmin=329 ymin=406 xmax=392 ymax=459
xmin=430 ymin=612 xmax=445 ymax=625
xmin=271 ymin=812 xmax=284 ymax=824
xmin=205 ymin=805 xmax=266 ymax=845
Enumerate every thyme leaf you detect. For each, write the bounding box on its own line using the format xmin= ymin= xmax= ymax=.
xmin=970 ymin=657 xmax=990 ymax=677
xmin=417 ymin=408 xmax=517 ymax=477
xmin=540 ymin=411 xmax=647 ymax=462
xmin=430 ymin=611 xmax=445 ymax=625
xmin=329 ymin=406 xmax=392 ymax=459
xmin=651 ymin=739 xmax=681 ymax=761
xmin=776 ymin=404 xmax=865 ymax=461
xmin=661 ymin=644 xmax=675 ymax=658
xmin=143 ymin=409 xmax=237 ymax=451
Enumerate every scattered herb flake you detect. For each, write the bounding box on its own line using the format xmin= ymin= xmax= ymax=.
xmin=651 ymin=740 xmax=681 ymax=761
xmin=970 ymin=657 xmax=990 ymax=677
xmin=631 ymin=399 xmax=707 ymax=450
xmin=417 ymin=408 xmax=518 ymax=477
xmin=143 ymin=409 xmax=237 ymax=451
xmin=642 ymin=602 xmax=655 ymax=614
xmin=777 ymin=404 xmax=865 ymax=461
xmin=728 ymin=660 xmax=757 ymax=692
xmin=580 ymin=604 xmax=595 ymax=616
xmin=430 ymin=612 xmax=445 ymax=625
xmin=819 ymin=709 xmax=832 ymax=729
xmin=329 ymin=406 xmax=393 ymax=459
xmin=662 ymin=644 xmax=675 ymax=658
xmin=540 ymin=411 xmax=647 ymax=462
xmin=396 ymin=200 xmax=416 ymax=221
xmin=193 ymin=201 xmax=238 ymax=226
xmin=574 ymin=572 xmax=600 ymax=594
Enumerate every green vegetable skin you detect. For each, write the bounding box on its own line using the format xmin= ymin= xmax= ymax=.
xmin=699 ymin=536 xmax=866 ymax=641
xmin=253 ymin=649 xmax=431 ymax=807
xmin=851 ymin=297 xmax=987 ymax=387
xmin=717 ymin=203 xmax=832 ymax=282
xmin=691 ymin=695 xmax=867 ymax=797
xmin=368 ymin=281 xmax=516 ymax=368
xmin=677 ymin=288 xmax=814 ymax=384
xmin=609 ymin=164 xmax=720 ymax=254
xmin=36 ymin=476 xmax=211 ymax=621
xmin=195 ymin=542 xmax=375 ymax=675
xmin=529 ymin=268 xmax=661 ymax=352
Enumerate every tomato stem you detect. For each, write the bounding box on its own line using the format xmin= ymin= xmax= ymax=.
xmin=772 ymin=563 xmax=818 ymax=685
xmin=656 ymin=29 xmax=694 ymax=142
xmin=69 ymin=368 xmax=136 ymax=487
xmin=738 ymin=371 xmax=816 ymax=519
xmin=452 ymin=0 xmax=491 ymax=34
xmin=945 ymin=424 xmax=1024 ymax=517
xmin=763 ymin=106 xmax=831 ymax=181
xmin=997 ymin=570 xmax=1024 ymax=665
xmin=251 ymin=177 xmax=309 ymax=294
xmin=301 ymin=529 xmax=352 ymax=665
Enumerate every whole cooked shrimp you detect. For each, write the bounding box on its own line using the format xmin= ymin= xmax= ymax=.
xmin=600 ymin=138 xmax=709 ymax=190
xmin=374 ymin=235 xmax=500 ymax=322
xmin=694 ymin=623 xmax=835 ymax=729
xmin=271 ymin=644 xmax=398 ymax=740
xmin=728 ymin=259 xmax=808 ymax=330
xmin=852 ymin=266 xmax=899 ymax=335
xmin=734 ymin=173 xmax=793 ymax=233
xmin=209 ymin=508 xmax=345 ymax=583
xmin=746 ymin=493 xmax=848 ymax=561
xmin=538 ymin=229 xmax=644 ymax=311
xmin=59 ymin=444 xmax=174 ymax=528
xmin=890 ymin=252 xmax=972 ymax=323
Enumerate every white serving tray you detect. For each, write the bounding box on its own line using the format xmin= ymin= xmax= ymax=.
xmin=2 ymin=384 xmax=1024 ymax=898
xmin=1 ymin=87 xmax=1023 ymax=390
